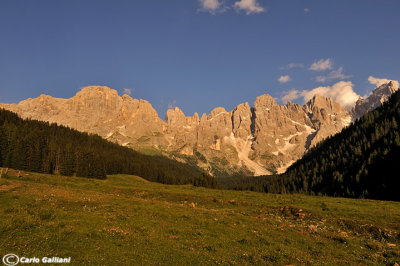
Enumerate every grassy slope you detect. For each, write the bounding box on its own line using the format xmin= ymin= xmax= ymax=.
xmin=0 ymin=171 xmax=399 ymax=265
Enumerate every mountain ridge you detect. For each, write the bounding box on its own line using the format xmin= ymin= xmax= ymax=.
xmin=1 ymin=83 xmax=395 ymax=176
xmin=352 ymin=81 xmax=399 ymax=120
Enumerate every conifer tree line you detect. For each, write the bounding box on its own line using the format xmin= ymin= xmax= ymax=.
xmin=221 ymin=91 xmax=400 ymax=201
xmin=0 ymin=109 xmax=216 ymax=187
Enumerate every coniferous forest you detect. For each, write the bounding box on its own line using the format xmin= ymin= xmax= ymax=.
xmin=222 ymin=90 xmax=400 ymax=201
xmin=0 ymin=108 xmax=216 ymax=187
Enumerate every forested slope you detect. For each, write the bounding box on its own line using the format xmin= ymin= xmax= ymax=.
xmin=0 ymin=109 xmax=215 ymax=187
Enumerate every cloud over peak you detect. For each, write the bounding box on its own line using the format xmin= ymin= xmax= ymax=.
xmin=368 ymin=76 xmax=399 ymax=89
xmin=234 ymin=0 xmax=265 ymax=14
xmin=309 ymin=58 xmax=333 ymax=71
xmin=281 ymin=81 xmax=360 ymax=110
xmin=281 ymin=89 xmax=300 ymax=103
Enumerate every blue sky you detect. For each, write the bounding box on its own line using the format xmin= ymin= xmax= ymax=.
xmin=1 ymin=0 xmax=399 ymax=117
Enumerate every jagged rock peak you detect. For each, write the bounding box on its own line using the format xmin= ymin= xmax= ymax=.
xmin=208 ymin=107 xmax=227 ymax=118
xmin=192 ymin=112 xmax=200 ymax=123
xmin=234 ymin=102 xmax=250 ymax=110
xmin=305 ymin=94 xmax=346 ymax=113
xmin=373 ymin=81 xmax=398 ymax=97
xmin=200 ymin=113 xmax=207 ymax=122
xmin=352 ymin=82 xmax=399 ymax=120
xmin=388 ymin=80 xmax=399 ymax=90
xmin=254 ymin=94 xmax=278 ymax=110
xmin=285 ymin=100 xmax=302 ymax=111
xmin=308 ymin=94 xmax=331 ymax=105
xmin=232 ymin=102 xmax=251 ymax=120
xmin=232 ymin=102 xmax=252 ymax=138
xmin=171 ymin=106 xmax=185 ymax=114
xmin=165 ymin=106 xmax=186 ymax=124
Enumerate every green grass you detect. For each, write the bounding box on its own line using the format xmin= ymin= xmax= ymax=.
xmin=0 ymin=171 xmax=399 ymax=265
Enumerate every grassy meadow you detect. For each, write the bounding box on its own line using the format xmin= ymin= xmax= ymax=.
xmin=0 ymin=170 xmax=399 ymax=265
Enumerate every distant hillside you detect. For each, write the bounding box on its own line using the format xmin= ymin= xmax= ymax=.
xmin=0 ymin=108 xmax=215 ymax=187
xmin=222 ymin=90 xmax=400 ymax=201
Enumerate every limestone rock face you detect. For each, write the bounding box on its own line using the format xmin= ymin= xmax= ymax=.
xmin=232 ymin=102 xmax=252 ymax=139
xmin=166 ymin=107 xmax=186 ymax=127
xmin=197 ymin=107 xmax=232 ymax=153
xmin=1 ymin=86 xmax=167 ymax=147
xmin=2 ymin=84 xmax=394 ymax=176
xmin=254 ymin=94 xmax=278 ymax=110
xmin=304 ymin=94 xmax=351 ymax=147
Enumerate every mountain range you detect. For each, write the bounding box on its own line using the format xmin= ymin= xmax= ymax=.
xmin=224 ymin=87 xmax=400 ymax=201
xmin=1 ymin=82 xmax=397 ymax=176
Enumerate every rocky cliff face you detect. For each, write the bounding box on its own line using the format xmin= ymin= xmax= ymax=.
xmin=352 ymin=81 xmax=399 ymax=120
xmin=1 ymin=84 xmax=393 ymax=176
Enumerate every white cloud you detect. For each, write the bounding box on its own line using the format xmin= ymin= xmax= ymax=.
xmin=302 ymin=81 xmax=359 ymax=109
xmin=315 ymin=67 xmax=352 ymax=83
xmin=282 ymin=89 xmax=300 ymax=103
xmin=280 ymin=63 xmax=304 ymax=70
xmin=281 ymin=81 xmax=360 ymax=110
xmin=309 ymin=58 xmax=333 ymax=71
xmin=234 ymin=0 xmax=264 ymax=14
xmin=368 ymin=76 xmax=399 ymax=89
xmin=199 ymin=0 xmax=222 ymax=13
xmin=278 ymin=75 xmax=291 ymax=83
xmin=123 ymin=88 xmax=133 ymax=96
xmin=304 ymin=8 xmax=310 ymax=13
